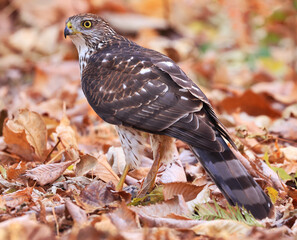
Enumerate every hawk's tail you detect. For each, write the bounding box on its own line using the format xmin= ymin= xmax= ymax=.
xmin=191 ymin=136 xmax=272 ymax=219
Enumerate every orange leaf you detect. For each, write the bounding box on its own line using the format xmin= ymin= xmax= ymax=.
xmin=6 ymin=161 xmax=28 ymax=180
xmin=220 ymin=89 xmax=281 ymax=118
xmin=92 ymin=155 xmax=120 ymax=186
xmin=163 ymin=182 xmax=204 ymax=202
xmin=3 ymin=109 xmax=47 ymax=161
xmin=55 ymin=112 xmax=79 ymax=161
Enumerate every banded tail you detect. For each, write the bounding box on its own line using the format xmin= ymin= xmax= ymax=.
xmin=191 ymin=136 xmax=272 ymax=219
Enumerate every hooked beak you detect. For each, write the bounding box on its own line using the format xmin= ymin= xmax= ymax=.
xmin=64 ymin=21 xmax=79 ymax=38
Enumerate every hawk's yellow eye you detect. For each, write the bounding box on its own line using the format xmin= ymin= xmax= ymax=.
xmin=82 ymin=20 xmax=92 ymax=28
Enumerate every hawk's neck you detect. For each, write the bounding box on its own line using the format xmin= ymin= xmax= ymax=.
xmin=70 ymin=35 xmax=97 ymax=76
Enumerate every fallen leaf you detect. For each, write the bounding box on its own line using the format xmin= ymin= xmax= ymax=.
xmin=92 ymin=155 xmax=120 ymax=186
xmin=25 ymin=160 xmax=75 ymax=185
xmin=220 ymin=89 xmax=281 ymax=118
xmin=32 ymin=98 xmax=64 ymax=120
xmin=65 ymin=199 xmax=88 ymax=225
xmin=267 ymin=187 xmax=279 ymax=204
xmin=109 ymin=202 xmax=140 ymax=230
xmin=192 ymin=219 xmax=251 ymax=239
xmin=0 ymin=187 xmax=33 ymax=208
xmin=74 ymin=180 xmax=121 ymax=213
xmin=6 ymin=161 xmax=28 ymax=180
xmin=55 ymin=112 xmax=79 ymax=161
xmin=157 ymin=158 xmax=187 ymax=184
xmin=93 ymin=214 xmax=119 ymax=237
xmin=75 ymin=154 xmax=98 ymax=177
xmin=281 ymin=146 xmax=297 ymax=161
xmin=269 ymin=118 xmax=297 ymax=140
xmin=130 ymin=195 xmax=202 ymax=228
xmin=3 ymin=109 xmax=47 ymax=161
xmin=8 ymin=28 xmax=39 ymax=53
xmin=163 ymin=182 xmax=204 ymax=201
xmin=0 ymin=214 xmax=54 ymax=239
xmin=68 ymin=224 xmax=124 ymax=240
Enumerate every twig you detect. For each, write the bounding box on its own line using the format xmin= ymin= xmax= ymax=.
xmin=44 ymin=138 xmax=61 ymax=163
xmin=46 ymin=149 xmax=66 ymax=165
xmin=52 ymin=206 xmax=59 ymax=237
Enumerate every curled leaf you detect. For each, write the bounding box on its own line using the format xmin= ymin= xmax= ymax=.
xmin=75 ymin=154 xmax=98 ymax=177
xmin=3 ymin=109 xmax=47 ymax=161
xmin=55 ymin=112 xmax=79 ymax=161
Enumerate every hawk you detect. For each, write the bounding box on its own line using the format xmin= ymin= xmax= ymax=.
xmin=64 ymin=13 xmax=272 ymax=219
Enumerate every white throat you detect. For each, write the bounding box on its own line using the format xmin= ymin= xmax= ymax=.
xmin=70 ymin=34 xmax=93 ymax=76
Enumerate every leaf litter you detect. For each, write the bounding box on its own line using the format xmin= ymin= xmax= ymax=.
xmin=0 ymin=0 xmax=297 ymax=239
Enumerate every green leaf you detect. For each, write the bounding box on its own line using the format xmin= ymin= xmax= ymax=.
xmin=0 ymin=165 xmax=7 ymax=179
xmin=264 ymin=151 xmax=295 ymax=182
xmin=271 ymin=166 xmax=293 ymax=181
xmin=263 ymin=151 xmax=271 ymax=167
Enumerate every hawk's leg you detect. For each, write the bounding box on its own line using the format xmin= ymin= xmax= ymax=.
xmin=115 ymin=126 xmax=146 ymax=191
xmin=116 ymin=163 xmax=130 ymax=191
xmin=137 ymin=135 xmax=176 ymax=197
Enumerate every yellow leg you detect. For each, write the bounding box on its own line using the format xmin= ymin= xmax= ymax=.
xmin=116 ymin=163 xmax=130 ymax=191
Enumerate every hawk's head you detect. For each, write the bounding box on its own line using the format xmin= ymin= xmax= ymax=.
xmin=64 ymin=13 xmax=116 ymax=52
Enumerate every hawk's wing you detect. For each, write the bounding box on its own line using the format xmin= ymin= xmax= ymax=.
xmin=82 ymin=42 xmax=228 ymax=152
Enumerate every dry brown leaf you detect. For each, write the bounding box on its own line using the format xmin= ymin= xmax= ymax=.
xmin=0 ymin=214 xmax=54 ymax=240
xmin=245 ymin=226 xmax=291 ymax=240
xmin=269 ymin=118 xmax=297 ymax=140
xmin=8 ymin=28 xmax=39 ymax=53
xmin=65 ymin=199 xmax=88 ymax=225
xmin=68 ymin=224 xmax=124 ymax=240
xmin=163 ymin=182 xmax=204 ymax=201
xmin=93 ymin=214 xmax=119 ymax=237
xmin=33 ymin=98 xmax=64 ymax=120
xmin=3 ymin=109 xmax=47 ymax=161
xmin=74 ymin=180 xmax=121 ymax=213
xmin=251 ymin=81 xmax=297 ymax=105
xmin=130 ymin=195 xmax=202 ymax=228
xmin=157 ymin=158 xmax=187 ymax=184
xmin=220 ymin=89 xmax=281 ymax=118
xmin=109 ymin=202 xmax=140 ymax=231
xmin=93 ymin=155 xmax=120 ymax=186
xmin=31 ymin=62 xmax=80 ymax=101
xmin=55 ymin=112 xmax=79 ymax=161
xmin=0 ymin=187 xmax=33 ymax=208
xmin=75 ymin=154 xmax=98 ymax=177
xmin=6 ymin=161 xmax=28 ymax=180
xmin=192 ymin=219 xmax=251 ymax=239
xmin=132 ymin=195 xmax=190 ymax=218
xmin=25 ymin=161 xmax=75 ymax=186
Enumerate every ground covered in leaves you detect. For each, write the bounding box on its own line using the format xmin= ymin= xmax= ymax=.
xmin=0 ymin=0 xmax=297 ymax=239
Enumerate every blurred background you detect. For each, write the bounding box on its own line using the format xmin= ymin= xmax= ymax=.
xmin=0 ymin=0 xmax=296 ymax=144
